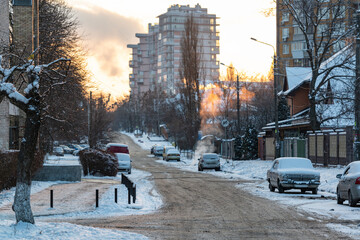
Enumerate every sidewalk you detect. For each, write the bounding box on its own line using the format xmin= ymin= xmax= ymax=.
xmin=0 ymin=178 xmax=120 ymax=219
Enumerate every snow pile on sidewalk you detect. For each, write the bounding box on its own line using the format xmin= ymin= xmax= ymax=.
xmin=0 ymin=220 xmax=147 ymax=240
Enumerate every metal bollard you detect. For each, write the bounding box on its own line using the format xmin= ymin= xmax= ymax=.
xmin=128 ymin=188 xmax=131 ymax=204
xmin=115 ymin=188 xmax=118 ymax=203
xmin=50 ymin=189 xmax=53 ymax=208
xmin=96 ymin=189 xmax=99 ymax=208
xmin=133 ymin=185 xmax=136 ymax=203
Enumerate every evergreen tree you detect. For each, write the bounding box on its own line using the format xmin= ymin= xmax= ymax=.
xmin=241 ymin=125 xmax=258 ymax=160
xmin=278 ymin=96 xmax=290 ymax=121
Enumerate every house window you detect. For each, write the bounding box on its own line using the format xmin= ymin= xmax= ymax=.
xmin=13 ymin=0 xmax=32 ymax=6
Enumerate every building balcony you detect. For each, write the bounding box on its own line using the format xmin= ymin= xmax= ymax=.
xmin=129 ymin=74 xmax=135 ymax=80
xmin=211 ymin=47 xmax=219 ymax=54
xmin=130 ymin=81 xmax=135 ymax=88
xmin=138 ymin=79 xmax=144 ymax=84
xmin=129 ymin=60 xmax=135 ymax=67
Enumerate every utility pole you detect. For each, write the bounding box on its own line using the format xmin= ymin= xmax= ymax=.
xmin=250 ymin=37 xmax=280 ymax=158
xmin=236 ymin=74 xmax=240 ymax=134
xmin=355 ymin=10 xmax=360 ymax=160
xmin=274 ymin=55 xmax=280 ymax=159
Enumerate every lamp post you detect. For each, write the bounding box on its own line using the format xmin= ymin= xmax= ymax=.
xmin=250 ymin=37 xmax=280 ymax=158
xmin=220 ymin=62 xmax=240 ymax=135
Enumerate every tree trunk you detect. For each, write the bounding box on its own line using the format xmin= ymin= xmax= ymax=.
xmin=309 ymin=95 xmax=319 ymax=131
xmin=13 ymin=110 xmax=40 ymax=224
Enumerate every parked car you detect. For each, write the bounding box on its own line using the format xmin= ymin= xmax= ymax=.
xmin=106 ymin=143 xmax=129 ymax=154
xmin=336 ymin=161 xmax=360 ymax=207
xmin=165 ymin=149 xmax=181 ymax=161
xmin=53 ymin=146 xmax=64 ymax=156
xmin=163 ymin=146 xmax=175 ymax=160
xmin=198 ymin=153 xmax=221 ymax=171
xmin=267 ymin=157 xmax=320 ymax=194
xmin=115 ymin=153 xmax=132 ymax=174
xmin=60 ymin=145 xmax=74 ymax=154
xmin=151 ymin=145 xmax=156 ymax=154
xmin=153 ymin=146 xmax=164 ymax=156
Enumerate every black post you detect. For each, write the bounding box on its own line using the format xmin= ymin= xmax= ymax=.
xmin=133 ymin=185 xmax=136 ymax=204
xmin=115 ymin=188 xmax=118 ymax=203
xmin=96 ymin=189 xmax=99 ymax=208
xmin=128 ymin=189 xmax=131 ymax=204
xmin=50 ymin=189 xmax=53 ymax=208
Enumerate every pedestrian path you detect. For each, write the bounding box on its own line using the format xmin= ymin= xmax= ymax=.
xmin=0 ymin=178 xmax=120 ymax=219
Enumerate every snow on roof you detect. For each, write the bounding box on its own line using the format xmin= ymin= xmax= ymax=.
xmin=284 ymin=67 xmax=312 ymax=95
xmin=106 ymin=143 xmax=128 ymax=147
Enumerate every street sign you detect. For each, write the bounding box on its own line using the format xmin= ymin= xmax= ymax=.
xmin=221 ymin=119 xmax=229 ymax=128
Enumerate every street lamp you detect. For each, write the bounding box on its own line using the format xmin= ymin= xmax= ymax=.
xmin=220 ymin=62 xmax=240 ymax=135
xmin=250 ymin=37 xmax=280 ymax=158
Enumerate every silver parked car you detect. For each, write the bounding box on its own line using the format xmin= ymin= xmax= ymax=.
xmin=115 ymin=153 xmax=132 ymax=174
xmin=267 ymin=157 xmax=320 ymax=194
xmin=198 ymin=153 xmax=221 ymax=171
xmin=336 ymin=161 xmax=360 ymax=207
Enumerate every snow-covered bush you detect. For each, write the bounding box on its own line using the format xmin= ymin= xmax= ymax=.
xmin=0 ymin=151 xmax=44 ymax=191
xmin=79 ymin=149 xmax=118 ymax=177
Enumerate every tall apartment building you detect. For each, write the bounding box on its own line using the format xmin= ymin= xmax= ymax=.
xmin=276 ymin=0 xmax=359 ymax=74
xmin=0 ymin=0 xmax=39 ymax=150
xmin=128 ymin=4 xmax=220 ymax=96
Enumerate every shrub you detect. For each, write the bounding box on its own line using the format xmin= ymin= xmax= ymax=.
xmin=0 ymin=151 xmax=44 ymax=191
xmin=79 ymin=149 xmax=118 ymax=177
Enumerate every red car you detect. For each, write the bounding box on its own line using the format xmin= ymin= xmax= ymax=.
xmin=106 ymin=143 xmax=129 ymax=154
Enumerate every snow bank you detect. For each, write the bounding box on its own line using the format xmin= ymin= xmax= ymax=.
xmin=0 ymin=220 xmax=148 ymax=240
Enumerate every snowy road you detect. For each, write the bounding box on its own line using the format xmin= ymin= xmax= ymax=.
xmin=69 ymin=132 xmax=348 ymax=239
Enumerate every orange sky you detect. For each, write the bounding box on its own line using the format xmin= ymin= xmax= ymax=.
xmin=68 ymin=0 xmax=276 ymax=102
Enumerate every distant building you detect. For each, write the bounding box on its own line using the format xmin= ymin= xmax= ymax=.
xmin=0 ymin=0 xmax=39 ymax=150
xmin=128 ymin=4 xmax=220 ymax=97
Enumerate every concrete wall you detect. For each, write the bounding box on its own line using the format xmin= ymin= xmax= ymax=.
xmin=33 ymin=165 xmax=82 ymax=182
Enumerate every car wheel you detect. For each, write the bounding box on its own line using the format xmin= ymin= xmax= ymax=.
xmin=349 ymin=191 xmax=357 ymax=207
xmin=198 ymin=166 xmax=203 ymax=171
xmin=301 ymin=189 xmax=306 ymax=194
xmin=277 ymin=179 xmax=284 ymax=193
xmin=312 ymin=188 xmax=318 ymax=194
xmin=337 ymin=189 xmax=344 ymax=205
xmin=269 ymin=182 xmax=275 ymax=192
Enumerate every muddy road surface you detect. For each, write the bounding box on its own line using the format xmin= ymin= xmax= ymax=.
xmin=69 ymin=133 xmax=346 ymax=239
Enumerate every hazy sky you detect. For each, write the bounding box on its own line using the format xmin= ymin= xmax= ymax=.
xmin=68 ymin=0 xmax=276 ymax=101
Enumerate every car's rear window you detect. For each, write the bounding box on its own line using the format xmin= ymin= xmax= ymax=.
xmin=203 ymin=154 xmax=218 ymax=160
xmin=107 ymin=146 xmax=129 ymax=154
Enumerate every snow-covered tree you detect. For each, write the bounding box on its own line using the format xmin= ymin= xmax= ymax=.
xmin=241 ymin=125 xmax=258 ymax=160
xmin=0 ymin=54 xmax=69 ymax=224
xmin=278 ymin=95 xmax=290 ymax=121
xmin=279 ymin=0 xmax=355 ymax=130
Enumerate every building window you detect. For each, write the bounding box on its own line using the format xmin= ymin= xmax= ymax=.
xmin=282 ymin=12 xmax=289 ymax=23
xmin=282 ymin=28 xmax=289 ymax=41
xmin=13 ymin=0 xmax=32 ymax=6
xmin=283 ymin=44 xmax=289 ymax=54
xmin=293 ymin=26 xmax=302 ymax=35
xmin=291 ymin=41 xmax=306 ymax=51
xmin=319 ymin=8 xmax=330 ymax=20
xmin=317 ymin=24 xmax=329 ymax=37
